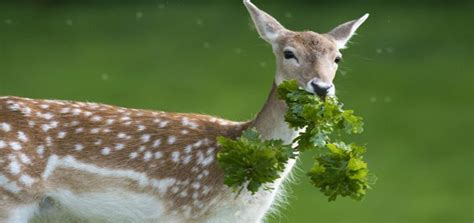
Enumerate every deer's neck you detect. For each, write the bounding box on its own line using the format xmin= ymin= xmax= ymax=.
xmin=251 ymin=82 xmax=297 ymax=144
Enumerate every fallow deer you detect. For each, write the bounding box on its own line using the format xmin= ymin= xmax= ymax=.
xmin=0 ymin=0 xmax=368 ymax=222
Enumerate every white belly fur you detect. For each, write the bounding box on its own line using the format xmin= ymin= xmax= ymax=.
xmin=36 ymin=158 xmax=296 ymax=223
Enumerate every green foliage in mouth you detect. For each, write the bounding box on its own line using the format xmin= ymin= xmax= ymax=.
xmin=217 ymin=80 xmax=375 ymax=201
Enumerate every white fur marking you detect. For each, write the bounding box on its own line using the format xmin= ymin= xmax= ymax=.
xmin=9 ymin=141 xmax=22 ymax=150
xmin=141 ymin=134 xmax=151 ymax=143
xmin=101 ymin=147 xmax=111 ymax=155
xmin=9 ymin=160 xmax=21 ymax=175
xmin=168 ymin=136 xmax=176 ymax=145
xmin=0 ymin=140 xmax=6 ymax=149
xmin=19 ymin=174 xmax=35 ymax=187
xmin=18 ymin=131 xmax=28 ymax=142
xmin=58 ymin=131 xmax=67 ymax=139
xmin=171 ymin=151 xmax=180 ymax=163
xmin=144 ymin=151 xmax=152 ymax=161
xmin=153 ymin=139 xmax=161 ymax=148
xmin=154 ymin=152 xmax=163 ymax=159
xmin=1 ymin=122 xmax=12 ymax=132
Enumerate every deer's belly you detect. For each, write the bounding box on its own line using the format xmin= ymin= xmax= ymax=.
xmin=45 ymin=189 xmax=179 ymax=223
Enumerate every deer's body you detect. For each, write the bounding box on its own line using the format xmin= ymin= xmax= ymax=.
xmin=0 ymin=92 xmax=296 ymax=222
xmin=0 ymin=0 xmax=368 ymax=222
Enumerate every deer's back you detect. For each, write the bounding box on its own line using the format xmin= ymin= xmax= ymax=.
xmin=0 ymin=96 xmax=251 ymax=221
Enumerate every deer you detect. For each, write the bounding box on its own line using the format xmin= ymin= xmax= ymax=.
xmin=0 ymin=1 xmax=368 ymax=222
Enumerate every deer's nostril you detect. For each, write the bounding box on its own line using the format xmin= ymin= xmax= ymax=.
xmin=311 ymin=82 xmax=330 ymax=97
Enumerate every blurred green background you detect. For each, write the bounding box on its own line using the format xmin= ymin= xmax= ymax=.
xmin=0 ymin=0 xmax=473 ymax=222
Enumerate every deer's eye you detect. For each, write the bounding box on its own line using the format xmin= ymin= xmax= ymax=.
xmin=334 ymin=56 xmax=342 ymax=64
xmin=284 ymin=50 xmax=297 ymax=60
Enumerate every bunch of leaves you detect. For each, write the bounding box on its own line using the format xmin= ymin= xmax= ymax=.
xmin=217 ymin=80 xmax=374 ymax=201
xmin=277 ymin=80 xmax=363 ymax=152
xmin=308 ymin=143 xmax=370 ymax=201
xmin=217 ymin=129 xmax=296 ymax=195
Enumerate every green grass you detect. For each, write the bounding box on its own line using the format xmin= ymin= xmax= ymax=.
xmin=1 ymin=1 xmax=473 ymax=222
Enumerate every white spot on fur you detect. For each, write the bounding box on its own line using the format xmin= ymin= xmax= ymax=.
xmin=154 ymin=152 xmax=163 ymax=159
xmin=141 ymin=134 xmax=151 ymax=143
xmin=106 ymin=119 xmax=115 ymax=125
xmin=46 ymin=136 xmax=53 ymax=146
xmin=9 ymin=160 xmax=21 ymax=175
xmin=201 ymin=155 xmax=214 ymax=166
xmin=192 ymin=182 xmax=201 ymax=189
xmin=153 ymin=139 xmax=161 ymax=148
xmin=19 ymin=153 xmax=31 ymax=165
xmin=19 ymin=174 xmax=35 ymax=187
xmin=38 ymin=112 xmax=54 ymax=120
xmin=94 ymin=139 xmax=103 ymax=146
xmin=60 ymin=107 xmax=71 ymax=113
xmin=118 ymin=133 xmax=127 ymax=139
xmin=72 ymin=108 xmax=82 ymax=115
xmin=137 ymin=125 xmax=146 ymax=131
xmin=181 ymin=117 xmax=199 ymax=129
xmin=171 ymin=151 xmax=180 ymax=163
xmin=183 ymin=155 xmax=192 ymax=164
xmin=179 ymin=190 xmax=188 ymax=197
xmin=0 ymin=140 xmax=6 ymax=149
xmin=74 ymin=144 xmax=84 ymax=151
xmin=91 ymin=116 xmax=102 ymax=122
xmin=115 ymin=143 xmax=125 ymax=150
xmin=1 ymin=123 xmax=11 ymax=132
xmin=129 ymin=152 xmax=138 ymax=159
xmin=171 ymin=186 xmax=179 ymax=194
xmin=9 ymin=141 xmax=22 ymax=150
xmin=168 ymin=136 xmax=176 ymax=145
xmin=159 ymin=121 xmax=169 ymax=128
xmin=193 ymin=140 xmax=203 ymax=148
xmin=40 ymin=104 xmax=50 ymax=109
xmin=184 ymin=145 xmax=192 ymax=154
xmin=144 ymin=151 xmax=152 ymax=161
xmin=36 ymin=145 xmax=45 ymax=155
xmin=101 ymin=147 xmax=111 ymax=155
xmin=57 ymin=132 xmax=67 ymax=139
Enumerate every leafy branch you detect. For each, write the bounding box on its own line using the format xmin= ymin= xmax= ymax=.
xmin=217 ymin=80 xmax=375 ymax=201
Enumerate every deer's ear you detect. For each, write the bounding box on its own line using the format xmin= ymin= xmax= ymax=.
xmin=244 ymin=0 xmax=287 ymax=43
xmin=328 ymin=13 xmax=369 ymax=49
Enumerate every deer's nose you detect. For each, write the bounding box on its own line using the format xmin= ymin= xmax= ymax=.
xmin=310 ymin=82 xmax=332 ymax=97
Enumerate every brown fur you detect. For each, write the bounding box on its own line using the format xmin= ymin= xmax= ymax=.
xmin=0 ymin=96 xmax=252 ymax=219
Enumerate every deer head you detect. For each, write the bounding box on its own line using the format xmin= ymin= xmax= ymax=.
xmin=244 ymin=0 xmax=369 ymax=97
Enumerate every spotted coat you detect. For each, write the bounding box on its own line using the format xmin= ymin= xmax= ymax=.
xmin=0 ymin=96 xmax=252 ymax=221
